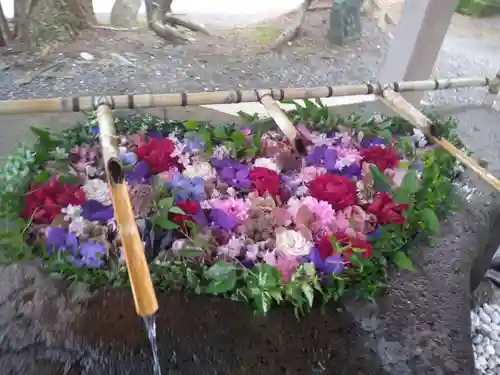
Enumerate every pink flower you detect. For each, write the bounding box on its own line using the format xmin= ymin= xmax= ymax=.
xmin=335 ymin=148 xmax=363 ymax=170
xmin=287 ymin=196 xmax=350 ymax=236
xmin=298 ymin=165 xmax=326 ymax=183
xmin=275 ymin=254 xmax=300 ymax=283
xmin=341 ymin=205 xmax=377 ymax=240
xmin=157 ymin=167 xmax=180 ymax=183
xmin=210 ymin=197 xmax=250 ymax=223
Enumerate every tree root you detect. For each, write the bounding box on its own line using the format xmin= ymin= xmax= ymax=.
xmin=267 ymin=0 xmax=313 ymax=51
xmin=148 ymin=2 xmax=210 ymax=44
xmin=163 ymin=13 xmax=210 ymax=35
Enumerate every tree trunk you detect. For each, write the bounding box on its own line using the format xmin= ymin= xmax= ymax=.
xmin=0 ymin=25 xmax=5 ymax=47
xmin=110 ymin=0 xmax=142 ymax=27
xmin=0 ymin=3 xmax=11 ymax=42
xmin=5 ymin=0 xmax=94 ymax=48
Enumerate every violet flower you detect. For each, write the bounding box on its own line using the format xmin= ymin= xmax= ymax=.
xmin=183 ymin=135 xmax=205 ymax=153
xmin=168 ymin=174 xmax=205 ymax=202
xmin=45 ymin=228 xmax=105 ymax=268
xmin=125 ymin=161 xmax=152 ymax=184
xmin=71 ymin=241 xmax=105 ymax=268
xmin=306 ymin=146 xmax=338 ymax=171
xmin=147 ymin=129 xmax=163 ymax=139
xmin=304 ymin=247 xmax=344 ymax=276
xmin=46 ymin=228 xmax=78 ymax=255
xmin=211 ymin=158 xmax=251 ymax=189
xmin=81 ymin=200 xmax=114 ymax=221
xmin=209 ymin=208 xmax=237 ymax=230
xmin=360 ymin=137 xmax=385 ymax=148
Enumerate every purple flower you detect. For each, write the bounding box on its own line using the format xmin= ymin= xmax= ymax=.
xmin=125 ymin=161 xmax=152 ymax=184
xmin=71 ymin=241 xmax=105 ymax=268
xmin=120 ymin=151 xmax=138 ymax=166
xmin=183 ymin=135 xmax=205 ymax=153
xmin=90 ymin=127 xmax=99 ymax=137
xmin=335 ymin=163 xmax=362 ymax=179
xmin=305 ymin=247 xmax=344 ymax=275
xmin=45 ymin=229 xmax=106 ymax=269
xmin=360 ymin=137 xmax=385 ymax=148
xmin=81 ymin=200 xmax=114 ymax=221
xmin=147 ymin=130 xmax=163 ymax=139
xmin=209 ymin=208 xmax=237 ymax=230
xmin=168 ymin=174 xmax=205 ymax=202
xmin=46 ymin=228 xmax=78 ymax=255
xmin=211 ymin=158 xmax=251 ymax=189
xmin=306 ymin=146 xmax=338 ymax=170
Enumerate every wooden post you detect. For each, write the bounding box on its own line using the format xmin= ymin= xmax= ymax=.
xmin=378 ymin=0 xmax=457 ymax=107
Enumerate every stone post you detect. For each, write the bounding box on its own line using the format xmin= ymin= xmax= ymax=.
xmin=378 ymin=0 xmax=457 ymax=107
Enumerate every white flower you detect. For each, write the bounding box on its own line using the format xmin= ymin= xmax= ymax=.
xmin=82 ymin=179 xmax=112 ymax=205
xmin=412 ymin=129 xmax=427 ymax=148
xmin=62 ymin=204 xmax=82 ymax=221
xmin=68 ymin=216 xmax=86 ymax=236
xmin=183 ymin=161 xmax=216 ymax=179
xmin=254 ymin=157 xmax=280 ymax=172
xmin=275 ymin=229 xmax=313 ymax=257
xmin=212 ymin=145 xmax=230 ymax=159
xmin=217 ymin=236 xmax=243 ymax=258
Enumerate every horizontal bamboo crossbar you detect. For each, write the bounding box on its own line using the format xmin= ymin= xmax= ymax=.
xmin=0 ymin=76 xmax=496 ymax=115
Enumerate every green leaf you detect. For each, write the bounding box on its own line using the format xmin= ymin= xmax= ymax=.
xmin=168 ymin=206 xmax=186 ymax=215
xmin=253 ymin=292 xmax=272 ymax=315
xmin=400 ymin=170 xmax=420 ymax=194
xmin=393 ymin=251 xmax=416 ymax=272
xmin=376 ymin=129 xmax=393 ymax=144
xmin=237 ymin=111 xmax=258 ymax=123
xmin=370 ymin=165 xmax=390 ymax=193
xmin=34 ymin=171 xmax=50 ymax=183
xmin=231 ymin=131 xmax=247 ymax=147
xmin=158 ymin=197 xmax=174 ymax=210
xmin=392 ymin=187 xmax=412 ymax=205
xmin=175 ymin=248 xmax=205 ymax=257
xmin=30 ymin=126 xmax=51 ymax=139
xmin=59 ymin=174 xmax=80 ymax=185
xmin=213 ymin=127 xmax=228 ymax=140
xmin=153 ymin=216 xmax=179 ymax=230
xmin=420 ymin=207 xmax=440 ymax=234
xmin=205 ymin=261 xmax=237 ymax=281
xmin=206 ymin=277 xmax=237 ymax=294
xmin=301 ymin=283 xmax=315 ymax=308
xmin=183 ymin=120 xmax=198 ymax=130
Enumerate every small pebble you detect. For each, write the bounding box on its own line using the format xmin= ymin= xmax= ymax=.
xmin=492 ymin=312 xmax=500 ymax=325
xmin=486 ymin=345 xmax=496 ymax=355
xmin=480 ymin=310 xmax=493 ymax=324
xmin=474 ymin=333 xmax=485 ymax=345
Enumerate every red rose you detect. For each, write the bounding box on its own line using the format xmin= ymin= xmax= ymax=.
xmin=361 ymin=146 xmax=399 ymax=172
xmin=367 ymin=192 xmax=408 ymax=225
xmin=249 ymin=167 xmax=281 ymax=196
xmin=308 ymin=174 xmax=357 ymax=209
xmin=22 ymin=177 xmax=86 ymax=224
xmin=317 ymin=233 xmax=373 ymax=262
xmin=170 ymin=200 xmax=201 ymax=228
xmin=136 ymin=138 xmax=178 ymax=174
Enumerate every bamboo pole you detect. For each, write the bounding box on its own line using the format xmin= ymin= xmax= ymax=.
xmin=0 ymin=76 xmax=493 ymax=115
xmin=380 ymin=89 xmax=500 ymax=191
xmin=96 ymin=103 xmax=159 ymax=317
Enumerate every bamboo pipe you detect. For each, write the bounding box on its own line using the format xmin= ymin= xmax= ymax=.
xmin=0 ymin=76 xmax=493 ymax=115
xmin=96 ymin=103 xmax=159 ymax=317
xmin=379 ymin=89 xmax=500 ymax=191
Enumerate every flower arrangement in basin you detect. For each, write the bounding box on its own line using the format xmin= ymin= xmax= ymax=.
xmin=0 ymin=101 xmax=463 ymax=315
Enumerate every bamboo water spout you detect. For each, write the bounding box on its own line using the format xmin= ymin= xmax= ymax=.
xmin=96 ymin=102 xmax=159 ymax=317
xmin=0 ymin=76 xmax=495 ymax=115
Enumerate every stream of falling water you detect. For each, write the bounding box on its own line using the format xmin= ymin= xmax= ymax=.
xmin=143 ymin=315 xmax=162 ymax=375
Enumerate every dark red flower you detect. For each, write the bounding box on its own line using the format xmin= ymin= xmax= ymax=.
xmin=317 ymin=232 xmax=373 ymax=262
xmin=136 ymin=138 xmax=178 ymax=174
xmin=170 ymin=200 xmax=201 ymax=228
xmin=22 ymin=177 xmax=86 ymax=224
xmin=361 ymin=146 xmax=399 ymax=172
xmin=367 ymin=192 xmax=408 ymax=225
xmin=308 ymin=174 xmax=357 ymax=209
xmin=249 ymin=167 xmax=281 ymax=196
